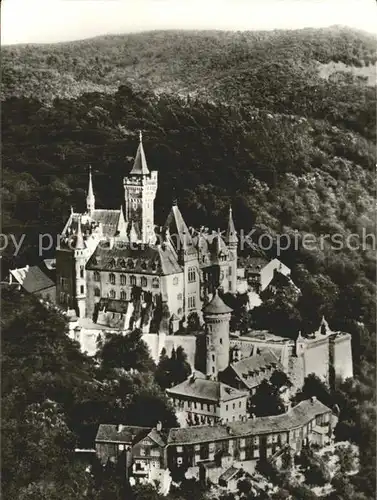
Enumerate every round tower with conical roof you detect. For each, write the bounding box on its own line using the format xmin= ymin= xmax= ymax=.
xmin=203 ymin=290 xmax=233 ymax=379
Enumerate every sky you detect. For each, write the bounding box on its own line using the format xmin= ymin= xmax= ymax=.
xmin=2 ymin=0 xmax=376 ymax=45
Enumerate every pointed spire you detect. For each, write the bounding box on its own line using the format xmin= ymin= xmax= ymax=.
xmin=86 ymin=166 xmax=95 ymax=214
xmin=130 ymin=131 xmax=150 ymax=175
xmin=70 ymin=206 xmax=74 ymax=215
xmin=116 ymin=205 xmax=128 ymax=237
xmin=75 ymin=216 xmax=85 ymax=250
xmin=129 ymin=220 xmax=138 ymax=243
xmin=225 ymin=206 xmax=238 ymax=244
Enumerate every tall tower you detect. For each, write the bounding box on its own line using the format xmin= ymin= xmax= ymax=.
xmin=224 ymin=206 xmax=238 ymax=294
xmin=86 ymin=166 xmax=95 ymax=215
xmin=123 ymin=132 xmax=158 ymax=244
xmin=74 ymin=216 xmax=87 ymax=318
xmin=203 ymin=290 xmax=232 ymax=379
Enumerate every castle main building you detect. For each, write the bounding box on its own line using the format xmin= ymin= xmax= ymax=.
xmin=56 ymin=133 xmax=238 ymax=330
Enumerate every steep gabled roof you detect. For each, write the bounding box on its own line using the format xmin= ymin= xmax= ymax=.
xmin=164 ymin=203 xmax=194 ymax=251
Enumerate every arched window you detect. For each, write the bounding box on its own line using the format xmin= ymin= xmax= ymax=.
xmin=109 ymin=289 xmax=116 ymax=299
xmin=152 ymin=277 xmax=159 ymax=288
xmin=141 ymin=276 xmax=147 ymax=287
xmin=109 ymin=273 xmax=115 ymax=285
xmin=94 ymin=288 xmax=100 ymax=297
xmin=120 ymin=274 xmax=126 ymax=286
xmin=120 ymin=290 xmax=127 ymax=300
xmin=130 ymin=275 xmax=136 ymax=286
xmin=94 ymin=271 xmax=100 ymax=282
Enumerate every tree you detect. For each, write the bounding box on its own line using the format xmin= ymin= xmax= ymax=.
xmin=97 ymin=329 xmax=155 ymax=374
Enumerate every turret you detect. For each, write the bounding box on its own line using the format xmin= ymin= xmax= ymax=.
xmin=203 ymin=289 xmax=232 ymax=379
xmin=86 ymin=166 xmax=95 ymax=215
xmin=225 ymin=206 xmax=238 ymax=293
xmin=74 ymin=216 xmax=87 ymax=318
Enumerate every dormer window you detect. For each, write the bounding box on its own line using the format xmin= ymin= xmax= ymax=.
xmin=109 ymin=258 xmax=116 ymax=268
xmin=141 ymin=261 xmax=147 ymax=271
xmin=128 ymin=259 xmax=134 ymax=269
xmin=119 ymin=259 xmax=126 ymax=268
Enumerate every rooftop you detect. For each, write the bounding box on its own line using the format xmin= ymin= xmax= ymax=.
xmin=230 ymin=349 xmax=282 ymax=389
xmin=96 ymin=424 xmax=166 ymax=447
xmin=167 ymin=399 xmax=331 ymax=445
xmin=166 ymin=375 xmax=248 ymax=403
xmin=202 ymin=292 xmax=233 ymax=315
xmin=86 ymin=241 xmax=182 ymax=276
xmin=10 ymin=265 xmax=55 ymax=294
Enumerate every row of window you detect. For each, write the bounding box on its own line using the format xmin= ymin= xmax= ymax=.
xmin=95 ymin=272 xmax=161 ymax=288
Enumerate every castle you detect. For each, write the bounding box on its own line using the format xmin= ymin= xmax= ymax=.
xmin=56 ymin=132 xmax=238 ymax=331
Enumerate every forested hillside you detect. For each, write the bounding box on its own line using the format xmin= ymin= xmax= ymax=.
xmin=2 ymin=26 xmax=376 ymax=499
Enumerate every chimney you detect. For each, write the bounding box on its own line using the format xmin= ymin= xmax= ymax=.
xmin=117 ymin=424 xmax=125 ymax=433
xmin=190 ymin=371 xmax=196 ymax=383
xmin=310 ymin=396 xmax=317 ymax=404
xmin=156 ymin=421 xmax=162 ymax=432
xmin=25 ymin=264 xmax=29 ymax=271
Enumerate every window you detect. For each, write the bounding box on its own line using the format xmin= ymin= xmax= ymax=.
xmin=118 ymin=444 xmax=124 ymax=451
xmin=188 ymin=296 xmax=196 ymax=309
xmin=80 ymin=266 xmax=84 ymax=278
xmin=109 ymin=290 xmax=116 ymax=299
xmin=173 ymin=276 xmax=179 ymax=285
xmin=94 ymin=288 xmax=100 ymax=297
xmin=176 ymin=446 xmax=183 ymax=453
xmin=194 ymin=444 xmax=200 ymax=452
xmin=188 ymin=267 xmax=196 ymax=283
xmin=152 ymin=277 xmax=159 ymax=288
xmin=177 ymin=293 xmax=183 ymax=301
xmin=212 ymin=367 xmax=215 ymax=373
xmin=212 ymin=355 xmax=215 ymax=362
xmin=141 ymin=276 xmax=147 ymax=287
xmin=233 ymin=403 xmax=235 ymax=410
xmin=130 ymin=275 xmax=136 ymax=286
xmin=119 ymin=259 xmax=126 ymax=268
xmin=120 ymin=274 xmax=126 ymax=286
xmin=177 ymin=457 xmax=183 ymax=465
xmin=109 ymin=273 xmax=115 ymax=285
xmin=228 ymin=266 xmax=232 ymax=276
xmin=178 ymin=308 xmax=183 ymax=315
xmin=80 ymin=285 xmax=84 ymax=294
xmin=120 ymin=290 xmax=127 ymax=300
xmin=220 ymin=338 xmax=223 ymax=344
xmin=226 ymin=405 xmax=228 ymax=411
xmin=128 ymin=259 xmax=134 ymax=269
xmin=239 ymin=401 xmax=241 ymax=408
xmin=140 ymin=448 xmax=145 ymax=456
xmin=94 ymin=271 xmax=100 ymax=282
